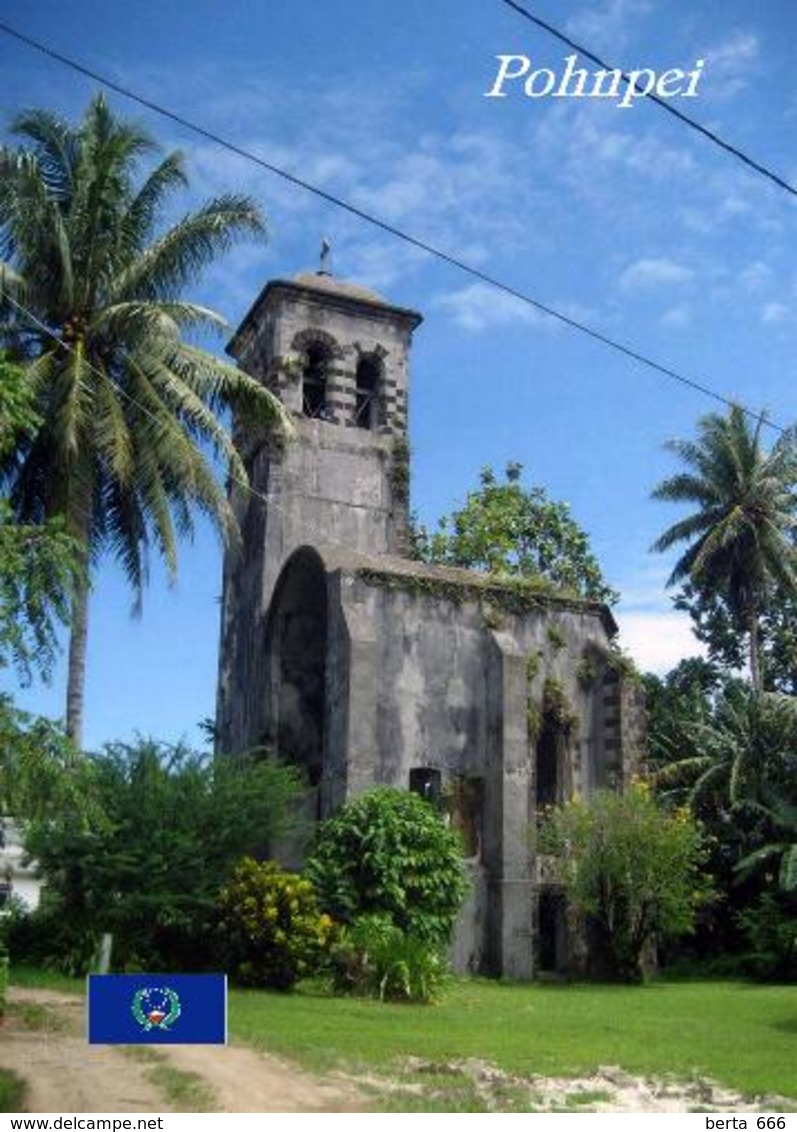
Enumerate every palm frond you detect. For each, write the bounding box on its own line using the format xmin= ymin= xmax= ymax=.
xmin=117 ymin=151 xmax=188 ymax=255
xmin=112 ymin=195 xmax=266 ymax=302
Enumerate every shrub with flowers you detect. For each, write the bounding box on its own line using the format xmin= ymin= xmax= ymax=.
xmin=217 ymin=858 xmax=335 ymax=990
xmin=538 ymin=780 xmax=711 ymax=982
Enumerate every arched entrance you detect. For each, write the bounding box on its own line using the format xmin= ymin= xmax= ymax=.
xmin=266 ymin=548 xmax=328 ymax=792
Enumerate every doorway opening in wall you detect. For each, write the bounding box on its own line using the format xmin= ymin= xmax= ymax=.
xmin=267 ymin=548 xmax=328 ymax=821
xmin=536 ymin=889 xmax=567 ymax=975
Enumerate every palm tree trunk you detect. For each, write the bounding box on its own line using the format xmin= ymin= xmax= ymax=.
xmin=66 ymin=567 xmax=90 ymax=748
xmin=748 ymin=606 xmax=762 ymax=693
xmin=65 ymin=499 xmax=92 ymax=749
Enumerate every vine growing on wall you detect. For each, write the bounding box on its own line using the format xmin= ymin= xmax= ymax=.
xmin=356 ymin=566 xmax=599 ymax=619
xmin=542 ymin=678 xmax=578 ymax=735
xmin=390 ymin=436 xmax=411 ymax=505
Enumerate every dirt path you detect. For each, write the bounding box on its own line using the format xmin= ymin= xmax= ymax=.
xmin=1 ymin=987 xmax=364 ymax=1113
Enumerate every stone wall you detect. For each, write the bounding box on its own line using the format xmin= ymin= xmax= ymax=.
xmin=216 ymin=277 xmax=420 ymax=754
xmin=311 ymin=551 xmax=636 ymax=977
xmin=215 ymin=273 xmax=645 ymax=980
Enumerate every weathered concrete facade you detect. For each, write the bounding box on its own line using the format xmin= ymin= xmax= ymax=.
xmin=216 ymin=271 xmax=644 ymax=979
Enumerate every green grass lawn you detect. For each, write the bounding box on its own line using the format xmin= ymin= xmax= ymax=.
xmin=9 ymin=966 xmax=84 ymax=994
xmin=10 ymin=967 xmax=796 ymax=1101
xmin=230 ymin=978 xmax=796 ymax=1100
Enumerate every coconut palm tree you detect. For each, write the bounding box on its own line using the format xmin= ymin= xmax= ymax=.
xmin=0 ymin=96 xmax=290 ymax=745
xmin=654 ymin=684 xmax=797 ymax=809
xmin=651 ymin=406 xmax=797 ymax=691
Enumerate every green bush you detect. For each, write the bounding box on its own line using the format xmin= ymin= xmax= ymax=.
xmin=11 ymin=912 xmax=100 ymax=978
xmin=19 ymin=741 xmax=304 ymax=973
xmin=331 ymin=914 xmax=449 ymax=1003
xmin=218 ymin=858 xmax=335 ymax=990
xmin=738 ymin=891 xmax=797 ymax=981
xmin=540 ymin=782 xmax=710 ymax=982
xmin=307 ymin=787 xmax=468 ymax=947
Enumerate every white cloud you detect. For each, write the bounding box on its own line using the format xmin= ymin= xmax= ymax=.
xmin=616 ymin=611 xmax=706 ymax=674
xmin=677 ymin=184 xmax=783 ymax=240
xmin=336 ymin=239 xmax=428 ymax=294
xmin=740 ymin=262 xmax=773 ymax=294
xmin=705 ymin=30 xmax=759 ymax=68
xmin=699 ymin=30 xmax=760 ymax=100
xmin=619 ymin=257 xmax=694 ymax=291
xmin=660 ymin=305 xmax=691 ymax=328
xmin=348 ymin=129 xmax=526 ymax=253
xmin=566 ymin=0 xmax=653 ymax=54
xmin=433 ymin=283 xmax=549 ymax=332
xmin=534 ymin=102 xmax=695 ymax=195
xmin=613 ymin=560 xmax=708 ymax=675
xmin=761 ymin=302 xmax=790 ymax=325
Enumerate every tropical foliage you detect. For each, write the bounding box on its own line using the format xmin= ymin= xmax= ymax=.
xmin=0 ymin=695 xmax=88 ymax=824
xmin=653 ymin=684 xmax=797 ymax=813
xmin=539 ymin=783 xmax=709 ymax=982
xmin=218 ymin=858 xmax=335 ymax=991
xmin=330 ymin=913 xmax=449 ymax=1003
xmin=675 ymin=580 xmax=797 ymax=695
xmin=651 ymin=406 xmax=797 ymax=691
xmin=307 ymin=787 xmax=468 ymax=947
xmin=0 ymin=356 xmax=80 ymax=681
xmin=414 ymin=462 xmax=617 ymax=604
xmin=646 ymin=663 xmax=797 ymax=977
xmin=12 ymin=740 xmax=303 ymax=973
xmin=0 ymin=96 xmax=290 ymax=743
xmin=736 ymin=795 xmax=797 ymax=894
xmin=736 ymin=891 xmax=797 ymax=981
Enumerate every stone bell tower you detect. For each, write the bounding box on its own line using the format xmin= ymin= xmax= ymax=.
xmin=216 ymin=270 xmax=423 ymax=754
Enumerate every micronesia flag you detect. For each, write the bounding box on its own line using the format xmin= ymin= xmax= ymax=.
xmin=88 ymin=974 xmax=227 ymax=1044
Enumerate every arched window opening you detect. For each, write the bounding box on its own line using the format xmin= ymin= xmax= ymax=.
xmin=354 ymin=355 xmax=381 ymax=429
xmin=535 ymin=680 xmax=575 ymax=812
xmin=536 ymin=719 xmax=560 ymax=807
xmin=302 ymin=343 xmax=330 ymax=419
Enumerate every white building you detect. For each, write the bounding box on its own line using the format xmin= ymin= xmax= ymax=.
xmin=0 ymin=819 xmax=42 ymax=911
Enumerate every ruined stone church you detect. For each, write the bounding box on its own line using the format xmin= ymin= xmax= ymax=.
xmin=216 ymin=269 xmax=645 ymax=980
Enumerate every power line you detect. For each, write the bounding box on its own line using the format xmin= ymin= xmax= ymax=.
xmin=0 ymin=19 xmax=789 ymax=436
xmin=496 ymin=0 xmax=797 ymax=202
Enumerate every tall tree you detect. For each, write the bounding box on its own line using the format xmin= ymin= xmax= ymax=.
xmin=0 ymin=355 xmax=81 ymax=682
xmin=654 ymin=684 xmax=797 ymax=814
xmin=674 ymin=580 xmax=797 ymax=695
xmin=414 ymin=462 xmax=617 ymax=604
xmin=0 ymin=96 xmax=290 ymax=744
xmin=651 ymin=406 xmax=797 ymax=691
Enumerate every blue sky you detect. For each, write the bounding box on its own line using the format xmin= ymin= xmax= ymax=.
xmin=2 ymin=0 xmax=795 ymax=750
